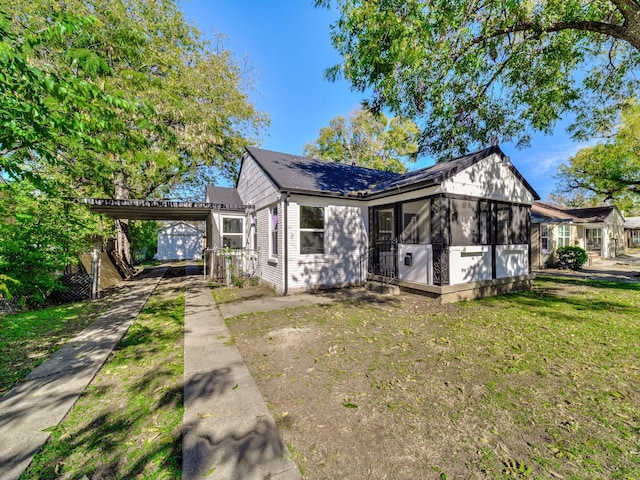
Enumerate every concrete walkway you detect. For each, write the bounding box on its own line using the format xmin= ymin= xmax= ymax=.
xmin=0 ymin=266 xmax=167 ymax=480
xmin=182 ymin=265 xmax=301 ymax=480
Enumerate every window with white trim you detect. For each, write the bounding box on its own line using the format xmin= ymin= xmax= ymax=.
xmin=541 ymin=225 xmax=550 ymax=253
xmin=556 ymin=224 xmax=571 ymax=248
xmin=270 ymin=206 xmax=278 ymax=257
xmin=633 ymin=230 xmax=640 ymax=244
xmin=300 ymin=206 xmax=324 ymax=254
xmin=222 ymin=216 xmax=243 ymax=249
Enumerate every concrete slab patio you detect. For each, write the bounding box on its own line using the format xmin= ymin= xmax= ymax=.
xmin=0 ymin=267 xmax=167 ymax=480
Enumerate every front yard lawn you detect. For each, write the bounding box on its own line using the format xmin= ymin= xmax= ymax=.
xmin=226 ymin=276 xmax=640 ymax=479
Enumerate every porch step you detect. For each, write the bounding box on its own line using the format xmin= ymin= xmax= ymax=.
xmin=365 ymin=281 xmax=400 ymax=296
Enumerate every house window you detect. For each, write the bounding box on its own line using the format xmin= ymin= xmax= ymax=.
xmin=300 ymin=206 xmax=324 ymax=254
xmin=270 ymin=206 xmax=278 ymax=257
xmin=556 ymin=225 xmax=571 ymax=248
xmin=541 ymin=225 xmax=550 ymax=253
xmin=497 ymin=203 xmax=511 ymax=244
xmin=400 ymin=199 xmax=430 ymax=244
xmin=586 ymin=228 xmax=602 ymax=251
xmin=222 ymin=217 xmax=243 ymax=249
xmin=450 ymin=198 xmax=478 ymax=246
xmin=633 ymin=230 xmax=640 ymax=244
xmin=479 ymin=201 xmax=490 ymax=245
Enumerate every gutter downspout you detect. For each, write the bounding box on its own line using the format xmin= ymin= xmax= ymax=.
xmin=282 ymin=192 xmax=290 ymax=296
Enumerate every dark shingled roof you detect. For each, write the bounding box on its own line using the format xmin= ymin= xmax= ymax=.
xmin=531 ymin=201 xmax=574 ymax=224
xmin=205 ymin=186 xmax=246 ymax=210
xmin=244 ymin=145 xmax=539 ymax=200
xmin=565 ymin=206 xmax=617 ymax=223
xmin=244 ymin=147 xmax=400 ymax=196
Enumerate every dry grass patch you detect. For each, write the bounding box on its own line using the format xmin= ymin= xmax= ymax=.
xmin=226 ymin=276 xmax=640 ymax=479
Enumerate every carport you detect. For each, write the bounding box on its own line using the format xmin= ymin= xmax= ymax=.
xmin=80 ymin=198 xmax=244 ymax=296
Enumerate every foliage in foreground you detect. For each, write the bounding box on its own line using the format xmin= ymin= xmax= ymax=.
xmin=23 ymin=273 xmax=185 ymax=479
xmin=227 ymin=276 xmax=640 ymax=479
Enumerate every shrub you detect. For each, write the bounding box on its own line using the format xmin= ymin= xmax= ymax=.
xmin=556 ymin=246 xmax=589 ymax=270
xmin=249 ymin=276 xmax=260 ymax=286
xmin=231 ymin=275 xmax=245 ymax=288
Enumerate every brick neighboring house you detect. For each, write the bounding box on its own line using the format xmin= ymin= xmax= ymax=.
xmin=531 ymin=202 xmax=625 ymax=268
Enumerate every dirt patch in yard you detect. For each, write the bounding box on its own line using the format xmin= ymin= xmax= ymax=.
xmin=226 ymin=278 xmax=640 ymax=479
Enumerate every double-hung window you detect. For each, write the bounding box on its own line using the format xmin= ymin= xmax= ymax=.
xmin=300 ymin=206 xmax=324 ymax=254
xmin=540 ymin=225 xmax=550 ymax=253
xmin=556 ymin=224 xmax=571 ymax=248
xmin=222 ymin=217 xmax=243 ymax=249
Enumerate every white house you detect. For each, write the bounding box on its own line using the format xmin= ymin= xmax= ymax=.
xmin=205 ymin=145 xmax=539 ymax=303
xmin=155 ymin=221 xmax=204 ymax=261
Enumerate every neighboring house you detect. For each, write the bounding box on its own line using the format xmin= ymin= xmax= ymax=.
xmin=155 ymin=221 xmax=204 ymax=261
xmin=624 ymin=216 xmax=640 ymax=249
xmin=531 ymin=202 xmax=625 ymax=268
xmin=206 ymin=145 xmax=539 ymax=303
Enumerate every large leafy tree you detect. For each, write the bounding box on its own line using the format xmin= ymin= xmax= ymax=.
xmin=316 ymin=0 xmax=640 ymax=160
xmin=0 ymin=10 xmax=136 ymax=191
xmin=5 ymin=0 xmax=268 ymax=200
xmin=555 ymin=104 xmax=640 ymax=214
xmin=303 ymin=110 xmax=420 ymax=172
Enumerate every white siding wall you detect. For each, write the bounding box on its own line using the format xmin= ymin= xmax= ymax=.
xmin=441 ymin=153 xmax=535 ymax=204
xmin=236 ymin=155 xmax=279 ymax=210
xmin=286 ymin=196 xmax=368 ymax=291
xmin=448 ymin=246 xmax=492 ymax=285
xmin=256 ymin=206 xmax=283 ymax=292
xmin=496 ymin=245 xmax=529 ymax=278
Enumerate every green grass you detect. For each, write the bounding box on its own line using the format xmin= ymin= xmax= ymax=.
xmin=211 ymin=285 xmax=241 ymax=304
xmin=0 ymin=301 xmax=108 ymax=395
xmin=22 ymin=272 xmax=185 ymax=480
xmin=226 ymin=276 xmax=640 ymax=479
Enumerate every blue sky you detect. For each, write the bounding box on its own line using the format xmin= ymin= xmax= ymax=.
xmin=181 ymin=0 xmax=590 ymax=201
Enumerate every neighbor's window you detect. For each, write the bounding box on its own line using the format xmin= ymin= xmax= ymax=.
xmin=270 ymin=206 xmax=278 ymax=257
xmin=556 ymin=224 xmax=571 ymax=248
xmin=633 ymin=230 xmax=640 ymax=244
xmin=300 ymin=206 xmax=324 ymax=254
xmin=541 ymin=225 xmax=550 ymax=253
xmin=222 ymin=217 xmax=243 ymax=249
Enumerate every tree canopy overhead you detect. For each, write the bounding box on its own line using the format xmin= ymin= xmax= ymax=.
xmin=316 ymin=0 xmax=640 ymax=160
xmin=303 ymin=109 xmax=420 ymax=172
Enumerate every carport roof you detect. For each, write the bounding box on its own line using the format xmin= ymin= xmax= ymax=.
xmin=80 ymin=198 xmax=249 ymax=221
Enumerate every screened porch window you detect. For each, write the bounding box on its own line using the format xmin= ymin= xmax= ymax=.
xmin=300 ymin=206 xmax=324 ymax=254
xmin=400 ymin=199 xmax=430 ymax=244
xmin=223 ymin=217 xmax=243 ymax=249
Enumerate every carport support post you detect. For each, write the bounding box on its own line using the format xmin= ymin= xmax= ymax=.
xmin=90 ymin=246 xmax=101 ymax=300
